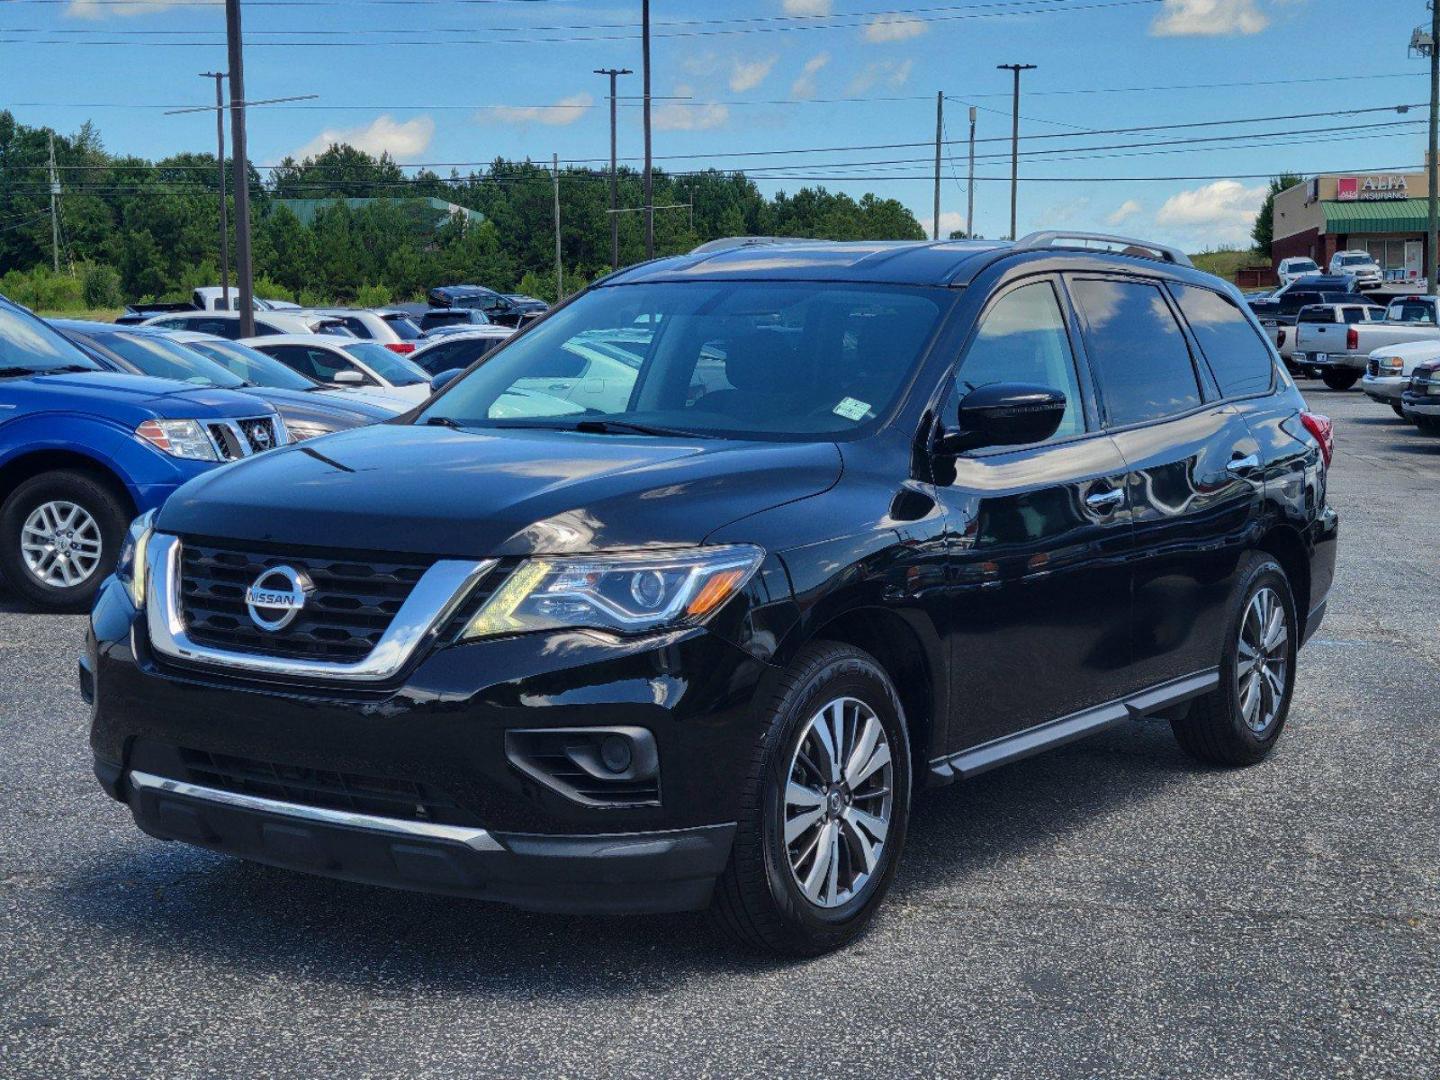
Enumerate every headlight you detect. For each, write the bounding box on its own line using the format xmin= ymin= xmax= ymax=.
xmin=464 ymin=545 xmax=764 ymax=639
xmin=135 ymin=419 xmax=219 ymax=461
xmin=283 ymin=420 xmax=336 ymax=442
xmin=115 ymin=510 xmax=155 ymax=608
xmin=1377 ymin=356 xmax=1405 ymax=376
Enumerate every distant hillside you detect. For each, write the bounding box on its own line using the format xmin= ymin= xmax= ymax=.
xmin=1189 ymin=249 xmax=1267 ymax=283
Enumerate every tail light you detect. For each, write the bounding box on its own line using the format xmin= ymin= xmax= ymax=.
xmin=1300 ymin=411 xmax=1333 ymax=468
xmin=385 ymin=342 xmax=416 ymax=355
xmin=1346 ymin=327 xmax=1359 ymax=351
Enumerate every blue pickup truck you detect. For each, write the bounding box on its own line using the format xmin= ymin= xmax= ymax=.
xmin=0 ymin=294 xmax=285 ymax=612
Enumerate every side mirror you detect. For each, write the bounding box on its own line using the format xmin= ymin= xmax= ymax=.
xmin=938 ymin=382 xmax=1067 ymax=454
xmin=331 ymin=370 xmax=364 ymax=385
xmin=430 ymin=368 xmax=463 ymax=393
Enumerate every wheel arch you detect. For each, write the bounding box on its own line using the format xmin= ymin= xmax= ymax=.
xmin=1257 ymin=523 xmax=1311 ymax=637
xmin=0 ymin=449 xmax=139 ymax=518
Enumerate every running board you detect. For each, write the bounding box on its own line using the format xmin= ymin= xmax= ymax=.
xmin=929 ymin=669 xmax=1219 ymax=784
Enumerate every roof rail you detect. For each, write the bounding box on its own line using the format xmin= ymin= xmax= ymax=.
xmin=689 ymin=235 xmax=833 ymax=255
xmin=1015 ymin=231 xmax=1194 ymax=268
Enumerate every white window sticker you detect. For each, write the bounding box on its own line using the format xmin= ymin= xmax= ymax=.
xmin=832 ymin=396 xmax=871 ymax=422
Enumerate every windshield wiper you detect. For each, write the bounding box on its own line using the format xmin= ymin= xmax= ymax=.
xmin=572 ymin=419 xmax=711 ymax=438
xmin=0 ymin=364 xmax=92 ymax=378
xmin=423 ymin=415 xmax=464 ymax=429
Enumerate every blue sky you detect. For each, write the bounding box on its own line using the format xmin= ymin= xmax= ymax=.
xmin=0 ymin=0 xmax=1430 ymax=250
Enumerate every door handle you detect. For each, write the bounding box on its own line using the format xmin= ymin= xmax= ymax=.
xmin=1085 ymin=488 xmax=1125 ymax=512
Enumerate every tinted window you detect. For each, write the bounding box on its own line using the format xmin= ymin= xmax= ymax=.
xmin=1171 ymin=284 xmax=1274 ymax=398
xmin=1296 ymin=307 xmax=1333 ymax=324
xmin=413 ymin=340 xmax=468 ymax=375
xmin=382 ymin=314 xmax=422 ymax=340
xmin=1070 ymin=278 xmax=1201 ymax=426
xmin=187 ymin=339 xmax=317 ymax=390
xmin=1278 ymin=291 xmax=1322 ymax=314
xmin=260 ymin=344 xmax=372 ymax=384
xmin=78 ymin=331 xmax=246 ymax=389
xmin=1342 ymin=306 xmax=1379 ymax=324
xmin=954 ymin=281 xmax=1084 ymax=441
xmin=339 ymin=316 xmax=372 ymax=339
xmin=341 ymin=342 xmax=429 ymax=385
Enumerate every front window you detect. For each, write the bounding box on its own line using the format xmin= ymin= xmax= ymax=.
xmin=187 ymin=338 xmax=317 ymax=391
xmin=418 ymin=282 xmax=947 ymax=439
xmin=341 ymin=341 xmax=429 ymax=385
xmin=0 ymin=305 xmax=99 ymax=372
xmin=87 ymin=332 xmax=245 ymax=389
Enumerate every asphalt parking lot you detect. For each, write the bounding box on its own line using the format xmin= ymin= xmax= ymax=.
xmin=2 ymin=385 xmax=1436 ymax=1079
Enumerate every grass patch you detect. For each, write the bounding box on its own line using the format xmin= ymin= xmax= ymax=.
xmin=1189 ymin=249 xmax=1268 ymax=283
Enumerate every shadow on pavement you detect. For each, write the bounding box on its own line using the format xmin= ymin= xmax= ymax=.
xmin=56 ymin=720 xmax=1202 ymax=994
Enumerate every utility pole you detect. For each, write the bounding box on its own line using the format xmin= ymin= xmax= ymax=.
xmin=642 ymin=0 xmax=654 ymax=259
xmin=553 ymin=153 xmax=563 ymax=301
xmin=932 ymin=91 xmax=943 ymax=240
xmin=201 ymin=71 xmax=231 ymax=309
xmin=996 ymin=63 xmax=1035 ymax=241
xmin=967 ymin=105 xmax=977 ymax=239
xmin=1430 ymin=0 xmax=1439 ymax=292
xmin=47 ymin=134 xmax=60 ymax=273
xmin=594 ymin=67 xmax=632 ymax=270
xmin=225 ymin=0 xmax=255 ymax=337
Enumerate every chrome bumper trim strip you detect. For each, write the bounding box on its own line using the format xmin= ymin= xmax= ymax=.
xmin=128 ymin=769 xmax=504 ymax=852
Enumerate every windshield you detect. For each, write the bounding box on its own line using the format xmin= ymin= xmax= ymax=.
xmin=341 ymin=341 xmax=429 ymax=385
xmin=1288 ymin=261 xmax=1317 ymax=272
xmin=418 ymin=282 xmax=947 ymax=439
xmin=88 ymin=332 xmax=246 ymax=388
xmin=0 ymin=306 xmax=100 ymax=373
xmin=187 ymin=338 xmax=316 ymax=390
xmin=1339 ymin=255 xmax=1372 ymax=267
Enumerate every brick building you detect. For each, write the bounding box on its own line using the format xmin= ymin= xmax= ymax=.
xmin=1271 ymin=172 xmax=1430 ymax=291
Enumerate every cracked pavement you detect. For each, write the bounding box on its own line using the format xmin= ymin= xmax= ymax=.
xmin=1 ymin=386 xmax=1436 ymax=1078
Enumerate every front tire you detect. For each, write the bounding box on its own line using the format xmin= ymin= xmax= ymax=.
xmin=1171 ymin=554 xmax=1297 ymax=767
xmin=1391 ymin=402 xmax=1406 ymax=418
xmin=0 ymin=470 xmax=129 ymax=612
xmin=710 ymin=642 xmax=912 ymax=955
xmin=1415 ymin=416 xmax=1440 ymax=436
xmin=1321 ymin=370 xmax=1359 ymax=391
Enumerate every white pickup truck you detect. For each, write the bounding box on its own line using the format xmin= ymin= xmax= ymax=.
xmin=1360 ymin=339 xmax=1440 ymax=416
xmin=1294 ymin=295 xmax=1440 ymax=390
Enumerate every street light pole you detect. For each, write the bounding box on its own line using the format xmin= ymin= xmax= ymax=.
xmin=594 ymin=67 xmax=632 ymax=270
xmin=932 ymin=91 xmax=943 ymax=241
xmin=225 ymin=0 xmax=255 ymax=337
xmin=967 ymin=105 xmax=977 ymax=239
xmin=201 ymin=71 xmax=231 ymax=309
xmin=642 ymin=0 xmax=654 ymax=259
xmin=996 ymin=63 xmax=1036 ymax=241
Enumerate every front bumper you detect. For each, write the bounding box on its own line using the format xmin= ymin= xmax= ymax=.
xmin=1401 ymin=392 xmax=1440 ymax=418
xmin=97 ymin=760 xmax=733 ymax=913
xmin=85 ymin=571 xmax=784 ymax=914
xmin=1361 ymin=374 xmax=1408 ymax=402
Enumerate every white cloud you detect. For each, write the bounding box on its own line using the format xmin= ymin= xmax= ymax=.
xmin=654 ymin=87 xmax=730 ymax=131
xmin=291 ymin=115 xmax=435 ymax=163
xmin=848 ymin=59 xmax=915 ymax=94
xmin=922 ymin=210 xmax=970 ymax=239
xmin=485 ymin=93 xmax=594 ymax=127
xmin=1154 ymin=179 xmax=1268 ymax=246
xmin=730 ymin=55 xmax=779 ymax=93
xmin=64 ymin=0 xmax=189 ymax=17
xmin=1107 ymin=199 xmax=1143 ymax=225
xmin=791 ymin=53 xmax=831 ymax=98
xmin=783 ymin=0 xmax=833 ymax=14
xmin=1151 ymin=0 xmax=1269 ymax=37
xmin=864 ymin=14 xmax=929 ymax=42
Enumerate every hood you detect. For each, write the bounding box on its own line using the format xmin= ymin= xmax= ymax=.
xmin=2 ymin=370 xmax=274 ymax=419
xmin=1371 ymin=339 xmax=1440 ymax=364
xmin=238 ymin=385 xmax=392 ymax=427
xmin=158 ymin=423 xmax=842 ymax=558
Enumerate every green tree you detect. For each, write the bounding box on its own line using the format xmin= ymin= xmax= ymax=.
xmin=1251 ymin=173 xmax=1305 ymax=255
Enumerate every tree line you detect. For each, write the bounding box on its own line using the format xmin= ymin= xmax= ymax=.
xmin=0 ymin=111 xmax=926 ymax=310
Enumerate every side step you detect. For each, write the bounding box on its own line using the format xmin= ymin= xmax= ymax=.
xmin=929 ymin=669 xmax=1219 ymax=784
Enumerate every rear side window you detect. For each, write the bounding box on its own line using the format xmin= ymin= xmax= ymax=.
xmin=1171 ymin=285 xmax=1274 ymax=398
xmin=1296 ymin=307 xmax=1333 ymax=324
xmin=1069 ymin=278 xmax=1201 ymax=426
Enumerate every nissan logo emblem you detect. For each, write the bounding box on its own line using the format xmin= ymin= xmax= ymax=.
xmin=244 ymin=565 xmax=314 ymax=632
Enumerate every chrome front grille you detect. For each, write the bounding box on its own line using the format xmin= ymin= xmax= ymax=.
xmin=179 ymin=542 xmax=432 ymax=662
xmin=204 ymin=416 xmax=285 ymax=461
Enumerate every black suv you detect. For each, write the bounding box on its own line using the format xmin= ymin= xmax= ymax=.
xmin=426 ymin=285 xmax=544 ymax=329
xmin=85 ymin=233 xmax=1338 ymax=955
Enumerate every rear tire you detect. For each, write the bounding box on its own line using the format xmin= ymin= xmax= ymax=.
xmin=0 ymin=470 xmax=129 ymax=613
xmin=1321 ymin=370 xmax=1359 ymax=391
xmin=1171 ymin=554 xmax=1297 ymax=767
xmin=710 ymin=642 xmax=912 ymax=955
xmin=1391 ymin=402 xmax=1406 ymax=418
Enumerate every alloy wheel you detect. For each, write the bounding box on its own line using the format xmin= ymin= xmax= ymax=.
xmin=21 ymin=500 xmax=103 ymax=588
xmin=783 ymin=696 xmax=894 ymax=909
xmin=1237 ymin=586 xmax=1289 ymax=734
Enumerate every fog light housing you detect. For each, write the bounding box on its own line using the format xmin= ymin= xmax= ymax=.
xmin=504 ymin=727 xmax=659 ymax=807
